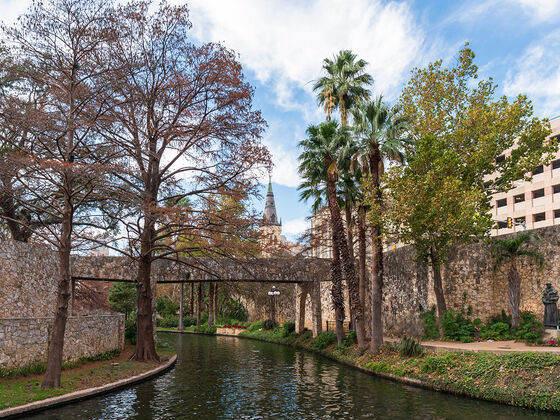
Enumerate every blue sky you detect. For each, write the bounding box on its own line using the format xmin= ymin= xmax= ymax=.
xmin=3 ymin=0 xmax=560 ymax=241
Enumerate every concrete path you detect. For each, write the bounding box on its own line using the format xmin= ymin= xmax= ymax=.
xmin=414 ymin=339 xmax=560 ymax=354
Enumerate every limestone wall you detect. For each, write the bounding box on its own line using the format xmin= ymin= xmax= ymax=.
xmin=0 ymin=314 xmax=124 ymax=368
xmin=314 ymin=225 xmax=560 ymax=337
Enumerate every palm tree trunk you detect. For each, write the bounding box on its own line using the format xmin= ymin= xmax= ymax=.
xmin=324 ymin=156 xmax=367 ymax=350
xmin=368 ymin=149 xmax=384 ymax=352
xmin=509 ymin=258 xmax=521 ymax=328
xmin=339 ymin=95 xmax=348 ymax=126
xmin=330 ymin=222 xmax=345 ymax=345
xmin=357 ymin=205 xmax=367 ymax=332
xmin=429 ymin=248 xmax=447 ymax=318
xmin=344 ymin=198 xmax=356 ymax=330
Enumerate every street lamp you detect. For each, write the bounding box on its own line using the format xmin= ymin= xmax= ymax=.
xmin=267 ymin=285 xmax=280 ymax=323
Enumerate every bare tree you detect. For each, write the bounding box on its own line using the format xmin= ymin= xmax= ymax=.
xmin=1 ymin=0 xmax=117 ymax=387
xmin=101 ymin=1 xmax=269 ymax=361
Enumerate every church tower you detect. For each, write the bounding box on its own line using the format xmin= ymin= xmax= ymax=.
xmin=261 ymin=176 xmax=283 ymax=244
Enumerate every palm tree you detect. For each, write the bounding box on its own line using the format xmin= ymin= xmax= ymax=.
xmin=492 ymin=232 xmax=545 ymax=328
xmin=313 ymin=50 xmax=373 ymax=126
xmin=298 ymin=121 xmax=367 ymax=349
xmin=353 ymin=96 xmax=410 ymax=351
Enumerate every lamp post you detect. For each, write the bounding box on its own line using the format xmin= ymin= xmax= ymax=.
xmin=267 ymin=285 xmax=280 ymax=323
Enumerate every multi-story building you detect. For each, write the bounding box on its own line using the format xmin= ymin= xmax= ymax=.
xmin=491 ymin=116 xmax=560 ymax=235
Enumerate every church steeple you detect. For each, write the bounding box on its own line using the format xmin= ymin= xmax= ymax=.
xmin=263 ymin=176 xmax=281 ymax=226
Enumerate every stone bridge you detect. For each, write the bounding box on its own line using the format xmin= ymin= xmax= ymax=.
xmin=71 ymin=255 xmax=330 ymax=336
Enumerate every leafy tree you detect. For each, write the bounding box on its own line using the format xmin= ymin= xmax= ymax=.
xmin=313 ymin=50 xmax=372 ymax=125
xmin=353 ymin=96 xmax=410 ymax=351
xmin=298 ymin=121 xmax=367 ymax=350
xmin=109 ymin=282 xmax=136 ymax=321
xmin=492 ymin=232 xmax=544 ymax=327
xmin=383 ymin=44 xmax=556 ymax=317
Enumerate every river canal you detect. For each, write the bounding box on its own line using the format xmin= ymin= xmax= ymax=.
xmin=30 ymin=333 xmax=556 ymax=419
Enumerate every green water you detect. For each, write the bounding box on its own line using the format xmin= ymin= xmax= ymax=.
xmin=30 ymin=333 xmax=557 ymax=419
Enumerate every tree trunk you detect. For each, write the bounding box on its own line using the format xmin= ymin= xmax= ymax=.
xmin=190 ymin=283 xmax=194 ymax=317
xmin=213 ymin=283 xmax=218 ymax=324
xmin=430 ymin=248 xmax=447 ymax=318
xmin=509 ymin=258 xmax=521 ymax=328
xmin=344 ymin=198 xmax=356 ymax=330
xmin=179 ymin=283 xmax=184 ymax=331
xmin=41 ymin=218 xmax=72 ymax=388
xmin=132 ymin=231 xmax=159 ymax=362
xmin=324 ymin=155 xmax=367 ymax=350
xmin=207 ymin=283 xmax=214 ymax=328
xmin=357 ymin=206 xmax=367 ymax=318
xmin=196 ymin=283 xmax=202 ymax=327
xmin=330 ymin=231 xmax=345 ymax=345
xmin=368 ymin=149 xmax=384 ymax=352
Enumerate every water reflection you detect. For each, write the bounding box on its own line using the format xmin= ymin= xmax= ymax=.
xmin=30 ymin=333 xmax=557 ymax=419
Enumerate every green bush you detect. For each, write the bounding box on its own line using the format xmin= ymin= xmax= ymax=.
xmin=221 ymin=298 xmax=249 ymax=322
xmin=263 ymin=319 xmax=278 ymax=330
xmin=442 ymin=310 xmax=475 ymax=342
xmin=314 ymin=331 xmax=336 ymax=350
xmin=182 ymin=316 xmax=197 ymax=328
xmin=248 ymin=320 xmax=263 ymax=331
xmin=420 ymin=305 xmax=440 ymax=339
xmin=514 ymin=311 xmax=544 ymax=344
xmin=480 ymin=321 xmax=512 ymax=340
xmin=279 ymin=321 xmax=295 ymax=337
xmin=125 ymin=317 xmax=137 ymax=344
xmin=397 ymin=336 xmax=424 ymax=357
xmin=157 ymin=315 xmax=179 ymax=328
xmin=156 ymin=295 xmax=179 ymax=318
xmin=194 ymin=325 xmax=217 ymax=334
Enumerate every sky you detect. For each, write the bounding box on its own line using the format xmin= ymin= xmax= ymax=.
xmin=2 ymin=0 xmax=560 ymax=241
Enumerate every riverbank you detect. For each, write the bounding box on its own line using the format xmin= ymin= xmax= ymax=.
xmin=0 ymin=344 xmax=175 ymax=414
xmin=237 ymin=328 xmax=560 ymax=413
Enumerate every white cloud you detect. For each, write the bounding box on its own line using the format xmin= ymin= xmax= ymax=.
xmin=262 ymin=127 xmax=302 ymax=188
xmin=446 ymin=0 xmax=560 ymax=25
xmin=513 ymin=0 xmax=560 ymax=22
xmin=188 ymin=0 xmax=426 ymax=106
xmin=504 ymin=30 xmax=560 ymax=118
xmin=282 ymin=218 xmax=309 ymax=237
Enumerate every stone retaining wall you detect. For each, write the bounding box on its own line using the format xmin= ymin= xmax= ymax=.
xmin=0 ymin=314 xmax=124 ymax=369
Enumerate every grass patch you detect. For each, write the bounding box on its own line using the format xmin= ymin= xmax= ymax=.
xmin=0 ymin=344 xmax=175 ymax=411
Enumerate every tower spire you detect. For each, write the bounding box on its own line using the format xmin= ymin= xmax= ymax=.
xmin=263 ymin=176 xmax=280 ymax=226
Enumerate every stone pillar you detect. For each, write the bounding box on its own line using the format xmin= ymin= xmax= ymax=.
xmin=179 ymin=283 xmax=184 ymax=331
xmin=295 ymin=283 xmax=308 ymax=334
xmin=310 ymin=281 xmax=322 ymax=337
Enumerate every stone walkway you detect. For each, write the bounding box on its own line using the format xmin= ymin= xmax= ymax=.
xmin=415 ymin=339 xmax=560 ymax=354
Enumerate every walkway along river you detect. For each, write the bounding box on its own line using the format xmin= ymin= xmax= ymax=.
xmin=29 ymin=333 xmax=555 ymax=419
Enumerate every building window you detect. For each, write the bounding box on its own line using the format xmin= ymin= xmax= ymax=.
xmin=555 ymin=209 xmax=560 ymax=219
xmin=533 ymin=165 xmax=544 ymax=175
xmin=554 ymin=184 xmax=560 ymax=194
xmin=496 ymin=220 xmax=508 ymax=229
xmin=553 ymin=159 xmax=560 ymax=170
xmin=495 ymin=154 xmax=505 ymax=164
xmin=496 ymin=198 xmax=507 ymax=208
xmin=514 ymin=194 xmax=525 ymax=203
xmin=534 ymin=212 xmax=546 ymax=222
xmin=533 ymin=188 xmax=545 ymax=199
xmin=515 ymin=216 xmax=526 ymax=224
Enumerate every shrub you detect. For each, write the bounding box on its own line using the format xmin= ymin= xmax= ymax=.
xmin=314 ymin=331 xmax=336 ymax=350
xmin=397 ymin=336 xmax=424 ymax=357
xmin=156 ymin=295 xmax=179 ymax=318
xmin=182 ymin=316 xmax=197 ymax=328
xmin=442 ymin=310 xmax=475 ymax=342
xmin=263 ymin=319 xmax=278 ymax=330
xmin=157 ymin=315 xmax=179 ymax=328
xmin=514 ymin=311 xmax=544 ymax=344
xmin=194 ymin=325 xmax=216 ymax=334
xmin=480 ymin=321 xmax=512 ymax=340
xmin=279 ymin=321 xmax=295 ymax=337
xmin=420 ymin=305 xmax=440 ymax=340
xmin=125 ymin=317 xmax=137 ymax=344
xmin=248 ymin=320 xmax=263 ymax=331
xmin=221 ymin=298 xmax=249 ymax=322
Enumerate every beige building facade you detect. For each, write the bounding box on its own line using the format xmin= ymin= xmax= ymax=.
xmin=491 ymin=116 xmax=560 ymax=236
